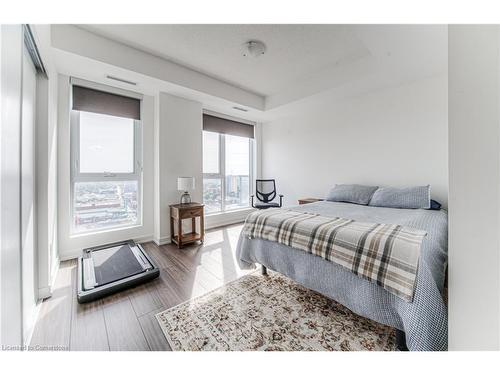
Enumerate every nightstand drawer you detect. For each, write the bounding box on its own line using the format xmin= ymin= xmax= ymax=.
xmin=180 ymin=207 xmax=203 ymax=219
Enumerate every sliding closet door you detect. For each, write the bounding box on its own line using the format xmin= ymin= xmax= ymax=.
xmin=1 ymin=25 xmax=23 ymax=348
xmin=21 ymin=45 xmax=37 ymax=345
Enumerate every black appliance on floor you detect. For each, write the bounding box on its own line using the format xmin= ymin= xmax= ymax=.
xmin=77 ymin=240 xmax=160 ymax=303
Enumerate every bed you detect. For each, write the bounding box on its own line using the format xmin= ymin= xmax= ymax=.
xmin=236 ymin=200 xmax=448 ymax=351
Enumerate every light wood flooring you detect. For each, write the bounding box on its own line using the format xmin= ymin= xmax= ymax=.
xmin=29 ymin=224 xmax=252 ymax=351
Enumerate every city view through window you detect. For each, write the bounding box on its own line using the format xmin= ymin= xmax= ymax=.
xmin=203 ymin=132 xmax=251 ymax=213
xmin=73 ymin=181 xmax=139 ymax=233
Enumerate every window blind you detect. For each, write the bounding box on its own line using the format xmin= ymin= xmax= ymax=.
xmin=72 ymin=85 xmax=141 ymax=120
xmin=203 ymin=114 xmax=254 ymax=138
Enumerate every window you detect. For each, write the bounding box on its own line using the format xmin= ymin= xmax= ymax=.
xmin=70 ymin=84 xmax=142 ymax=234
xmin=203 ymin=132 xmax=222 ymax=213
xmin=225 ymin=134 xmax=250 ymax=210
xmin=202 ymin=114 xmax=254 ymax=214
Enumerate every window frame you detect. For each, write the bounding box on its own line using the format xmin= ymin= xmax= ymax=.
xmin=69 ymin=109 xmax=143 ymax=235
xmin=202 ymin=130 xmax=254 ymax=214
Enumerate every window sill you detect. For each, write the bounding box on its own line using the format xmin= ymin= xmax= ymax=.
xmin=70 ymin=223 xmax=143 ymax=239
xmin=205 ymin=207 xmax=255 ymax=217
xmin=204 ymin=207 xmax=256 ymax=229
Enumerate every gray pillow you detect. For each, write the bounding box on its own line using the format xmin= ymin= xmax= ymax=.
xmin=368 ymin=185 xmax=431 ymax=209
xmin=326 ymin=184 xmax=379 ymax=205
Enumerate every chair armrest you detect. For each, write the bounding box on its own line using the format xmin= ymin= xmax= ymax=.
xmin=251 ymin=195 xmax=255 ymax=208
xmin=278 ymin=194 xmax=284 ymax=207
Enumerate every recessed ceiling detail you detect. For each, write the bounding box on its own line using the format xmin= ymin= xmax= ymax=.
xmin=76 ymin=24 xmax=373 ymax=97
xmin=54 ymin=25 xmax=447 ymax=114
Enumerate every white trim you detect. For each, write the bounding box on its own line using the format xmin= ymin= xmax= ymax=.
xmin=70 ymin=77 xmax=143 ymax=100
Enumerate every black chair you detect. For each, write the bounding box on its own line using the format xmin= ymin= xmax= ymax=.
xmin=251 ymin=179 xmax=284 ymax=209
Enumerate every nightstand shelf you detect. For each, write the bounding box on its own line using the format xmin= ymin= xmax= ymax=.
xmin=171 ymin=232 xmax=201 ymax=246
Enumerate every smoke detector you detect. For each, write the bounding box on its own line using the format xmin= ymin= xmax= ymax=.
xmin=242 ymin=40 xmax=266 ymax=58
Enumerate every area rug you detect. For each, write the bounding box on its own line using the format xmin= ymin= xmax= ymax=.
xmin=155 ymin=271 xmax=396 ymax=351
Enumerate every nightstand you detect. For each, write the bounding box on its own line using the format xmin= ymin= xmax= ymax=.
xmin=169 ymin=203 xmax=204 ymax=248
xmin=298 ymin=198 xmax=324 ymax=205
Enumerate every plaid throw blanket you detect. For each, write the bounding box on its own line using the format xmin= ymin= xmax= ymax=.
xmin=242 ymin=209 xmax=427 ymax=302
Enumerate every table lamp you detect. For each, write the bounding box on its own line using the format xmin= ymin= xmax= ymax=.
xmin=177 ymin=177 xmax=195 ymax=204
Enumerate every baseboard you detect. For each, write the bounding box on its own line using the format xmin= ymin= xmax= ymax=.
xmin=134 ymin=234 xmax=156 ymax=243
xmin=59 ymin=233 xmax=157 ymax=260
xmin=153 ymin=235 xmax=171 ymax=246
xmin=205 ymin=208 xmax=254 ymax=230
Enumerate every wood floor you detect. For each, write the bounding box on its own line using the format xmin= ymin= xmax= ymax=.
xmin=29 ymin=224 xmax=253 ymax=351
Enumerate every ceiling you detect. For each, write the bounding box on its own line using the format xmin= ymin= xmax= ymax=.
xmin=78 ymin=25 xmax=372 ymax=97
xmin=54 ymin=24 xmax=447 ymax=116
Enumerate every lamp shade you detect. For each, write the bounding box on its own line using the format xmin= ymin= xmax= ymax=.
xmin=177 ymin=177 xmax=195 ymax=191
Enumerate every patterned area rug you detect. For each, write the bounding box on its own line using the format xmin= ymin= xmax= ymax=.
xmin=156 ymin=272 xmax=396 ymax=351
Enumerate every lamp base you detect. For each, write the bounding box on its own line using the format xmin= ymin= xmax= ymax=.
xmin=180 ymin=192 xmax=191 ymax=205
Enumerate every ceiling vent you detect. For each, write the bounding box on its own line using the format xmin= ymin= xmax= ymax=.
xmin=233 ymin=107 xmax=248 ymax=112
xmin=242 ymin=40 xmax=266 ymax=58
xmin=232 ymin=106 xmax=249 ymax=112
xmin=106 ymin=75 xmax=137 ymax=86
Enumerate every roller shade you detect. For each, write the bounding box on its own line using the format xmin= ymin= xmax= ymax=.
xmin=203 ymin=114 xmax=254 ymax=138
xmin=72 ymin=85 xmax=141 ymax=120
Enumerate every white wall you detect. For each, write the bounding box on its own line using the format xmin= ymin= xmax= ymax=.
xmin=262 ymin=75 xmax=448 ymax=206
xmin=57 ymin=75 xmax=155 ymax=259
xmin=448 ymin=25 xmax=500 ymax=350
xmin=154 ymin=92 xmax=203 ymax=244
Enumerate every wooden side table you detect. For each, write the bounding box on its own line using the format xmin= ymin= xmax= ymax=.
xmin=298 ymin=198 xmax=324 ymax=205
xmin=169 ymin=203 xmax=204 ymax=248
